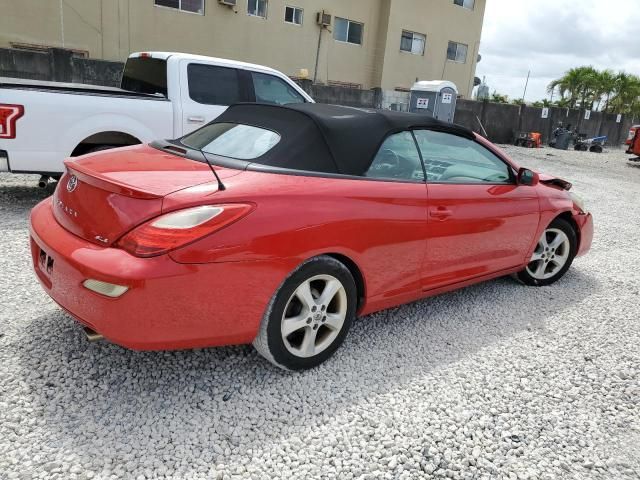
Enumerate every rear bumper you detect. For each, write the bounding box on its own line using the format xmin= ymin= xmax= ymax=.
xmin=29 ymin=199 xmax=294 ymax=350
xmin=575 ymin=212 xmax=593 ymax=257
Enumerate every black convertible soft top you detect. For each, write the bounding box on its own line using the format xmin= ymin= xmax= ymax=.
xmin=199 ymin=103 xmax=475 ymax=176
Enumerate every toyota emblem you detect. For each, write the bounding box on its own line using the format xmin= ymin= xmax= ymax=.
xmin=67 ymin=175 xmax=78 ymax=193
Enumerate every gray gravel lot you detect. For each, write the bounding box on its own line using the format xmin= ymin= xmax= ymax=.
xmin=1 ymin=146 xmax=639 ymax=480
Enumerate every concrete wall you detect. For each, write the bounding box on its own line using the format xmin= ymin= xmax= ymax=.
xmin=0 ymin=0 xmax=484 ymax=95
xmin=452 ymin=102 xmax=635 ymax=147
xmin=0 ymin=47 xmax=123 ymax=86
xmin=454 ymin=98 xmax=484 ymax=135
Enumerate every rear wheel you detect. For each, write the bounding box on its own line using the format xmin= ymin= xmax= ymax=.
xmin=253 ymin=256 xmax=357 ymax=370
xmin=517 ymin=218 xmax=577 ymax=286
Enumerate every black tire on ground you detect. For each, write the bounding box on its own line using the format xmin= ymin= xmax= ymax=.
xmin=589 ymin=145 xmax=603 ymax=153
xmin=253 ymin=255 xmax=357 ymax=371
xmin=517 ymin=217 xmax=578 ymax=287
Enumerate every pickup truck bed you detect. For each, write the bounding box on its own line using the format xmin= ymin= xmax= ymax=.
xmin=0 ymin=77 xmax=166 ymax=100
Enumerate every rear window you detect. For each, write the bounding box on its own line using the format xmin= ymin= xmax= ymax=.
xmin=181 ymin=123 xmax=281 ymax=160
xmin=121 ymin=57 xmax=168 ymax=96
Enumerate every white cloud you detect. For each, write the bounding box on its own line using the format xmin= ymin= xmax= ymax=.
xmin=476 ymin=0 xmax=640 ymax=101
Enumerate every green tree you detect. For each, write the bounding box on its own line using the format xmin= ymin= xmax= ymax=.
xmin=595 ymin=69 xmax=617 ymax=112
xmin=549 ymin=67 xmax=640 ymax=114
xmin=609 ymin=72 xmax=640 ymax=115
xmin=490 ymin=91 xmax=509 ymax=104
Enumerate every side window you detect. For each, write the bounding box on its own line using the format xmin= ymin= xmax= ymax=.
xmin=413 ymin=130 xmax=512 ymax=184
xmin=188 ymin=63 xmax=240 ymax=106
xmin=251 ymin=72 xmax=306 ymax=105
xmin=364 ymin=131 xmax=424 ymax=181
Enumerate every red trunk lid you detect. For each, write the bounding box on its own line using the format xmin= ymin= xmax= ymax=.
xmin=53 ymin=144 xmax=237 ymax=246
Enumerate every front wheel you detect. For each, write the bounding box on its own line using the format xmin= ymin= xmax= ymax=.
xmin=517 ymin=218 xmax=577 ymax=286
xmin=253 ymin=256 xmax=357 ymax=370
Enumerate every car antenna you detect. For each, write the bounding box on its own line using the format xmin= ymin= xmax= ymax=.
xmin=161 ymin=141 xmax=225 ymax=191
xmin=197 ymin=149 xmax=226 ymax=191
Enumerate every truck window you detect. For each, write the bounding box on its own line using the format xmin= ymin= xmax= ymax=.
xmin=188 ymin=64 xmax=241 ymax=106
xmin=251 ymin=72 xmax=306 ymax=105
xmin=121 ymin=57 xmax=168 ymax=96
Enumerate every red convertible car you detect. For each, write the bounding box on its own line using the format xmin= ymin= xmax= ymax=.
xmin=30 ymin=103 xmax=593 ymax=370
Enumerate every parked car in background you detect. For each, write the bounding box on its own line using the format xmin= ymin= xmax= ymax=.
xmin=29 ymin=103 xmax=593 ymax=370
xmin=0 ymin=51 xmax=312 ymax=183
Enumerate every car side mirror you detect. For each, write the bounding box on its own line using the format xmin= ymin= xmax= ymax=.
xmin=517 ymin=167 xmax=538 ymax=186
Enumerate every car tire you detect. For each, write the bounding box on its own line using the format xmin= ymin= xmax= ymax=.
xmin=253 ymin=255 xmax=357 ymax=371
xmin=517 ymin=217 xmax=577 ymax=286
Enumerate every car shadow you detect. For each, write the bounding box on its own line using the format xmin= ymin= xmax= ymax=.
xmin=9 ymin=266 xmax=600 ymax=473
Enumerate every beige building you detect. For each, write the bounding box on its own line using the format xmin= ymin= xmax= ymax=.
xmin=0 ymin=0 xmax=486 ymax=97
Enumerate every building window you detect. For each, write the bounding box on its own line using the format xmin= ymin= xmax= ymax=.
xmin=400 ymin=30 xmax=426 ymax=55
xmin=154 ymin=0 xmax=204 ymax=14
xmin=447 ymin=41 xmax=468 ymax=63
xmin=334 ymin=17 xmax=364 ymax=45
xmin=453 ymin=0 xmax=475 ymax=9
xmin=284 ymin=6 xmax=303 ymax=25
xmin=248 ymin=0 xmax=268 ymax=18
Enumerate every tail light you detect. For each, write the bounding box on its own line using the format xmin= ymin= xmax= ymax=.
xmin=116 ymin=204 xmax=254 ymax=257
xmin=0 ymin=104 xmax=24 ymax=139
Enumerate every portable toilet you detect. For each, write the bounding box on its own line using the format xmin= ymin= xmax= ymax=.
xmin=409 ymin=80 xmax=458 ymax=123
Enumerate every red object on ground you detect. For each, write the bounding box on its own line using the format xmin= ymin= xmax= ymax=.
xmin=626 ymin=125 xmax=639 ymax=146
xmin=29 ymin=107 xmax=593 ymax=352
xmin=626 ymin=126 xmax=640 ymax=156
xmin=530 ymin=132 xmax=542 ymax=148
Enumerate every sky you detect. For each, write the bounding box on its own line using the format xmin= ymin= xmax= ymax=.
xmin=475 ymin=0 xmax=640 ymax=102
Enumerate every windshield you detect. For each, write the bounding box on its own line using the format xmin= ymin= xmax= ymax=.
xmin=121 ymin=57 xmax=168 ymax=96
xmin=181 ymin=123 xmax=281 ymax=160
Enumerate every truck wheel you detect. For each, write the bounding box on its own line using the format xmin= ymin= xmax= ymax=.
xmin=253 ymin=256 xmax=357 ymax=371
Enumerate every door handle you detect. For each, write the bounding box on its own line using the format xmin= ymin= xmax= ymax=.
xmin=429 ymin=206 xmax=453 ymax=219
xmin=187 ymin=116 xmax=205 ymax=124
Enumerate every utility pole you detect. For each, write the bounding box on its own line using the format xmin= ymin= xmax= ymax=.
xmin=522 ymin=70 xmax=530 ymax=102
xmin=59 ymin=0 xmax=65 ymax=48
xmin=313 ymin=22 xmax=325 ymax=84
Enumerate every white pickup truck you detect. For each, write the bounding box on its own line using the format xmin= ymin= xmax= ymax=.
xmin=0 ymin=51 xmax=313 ymax=183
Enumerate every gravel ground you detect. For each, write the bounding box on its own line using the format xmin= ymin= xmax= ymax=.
xmin=1 ymin=146 xmax=639 ymax=480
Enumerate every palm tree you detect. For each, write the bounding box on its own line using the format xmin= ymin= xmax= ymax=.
xmin=609 ymin=73 xmax=640 ymax=114
xmin=596 ymin=69 xmax=617 ymax=112
xmin=549 ymin=67 xmax=640 ymax=113
xmin=548 ymin=67 xmax=584 ymax=109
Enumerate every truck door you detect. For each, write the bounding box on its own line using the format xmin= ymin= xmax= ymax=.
xmin=179 ymin=60 xmax=246 ymax=135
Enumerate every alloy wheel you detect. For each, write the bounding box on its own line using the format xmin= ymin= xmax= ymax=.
xmin=526 ymin=228 xmax=571 ymax=280
xmin=281 ymin=274 xmax=347 ymax=358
